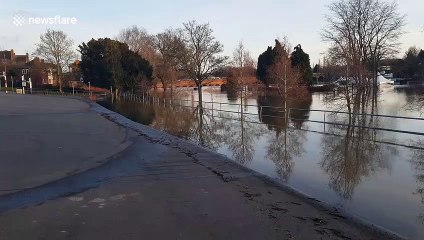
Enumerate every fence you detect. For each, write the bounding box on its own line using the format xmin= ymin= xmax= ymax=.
xmin=11 ymin=89 xmax=424 ymax=149
xmin=119 ymin=92 xmax=424 ymax=137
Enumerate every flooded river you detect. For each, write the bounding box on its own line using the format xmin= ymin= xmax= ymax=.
xmin=99 ymin=86 xmax=424 ymax=239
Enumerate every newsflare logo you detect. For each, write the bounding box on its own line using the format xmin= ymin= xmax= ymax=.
xmin=12 ymin=14 xmax=26 ymax=27
xmin=12 ymin=13 xmax=77 ymax=27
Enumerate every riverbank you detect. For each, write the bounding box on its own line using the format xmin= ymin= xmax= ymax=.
xmin=0 ymin=94 xmax=400 ymax=239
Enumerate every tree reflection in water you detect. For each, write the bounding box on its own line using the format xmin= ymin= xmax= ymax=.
xmin=98 ymin=97 xmax=156 ymax=125
xmin=220 ymin=93 xmax=264 ymax=165
xmin=409 ymin=139 xmax=424 ymax=224
xmin=150 ymin=103 xmax=197 ymax=140
xmin=397 ymin=88 xmax=424 ymax=114
xmin=151 ymin=101 xmax=225 ymax=151
xmin=257 ymin=94 xmax=311 ymax=182
xmin=320 ymin=91 xmax=395 ymax=199
xmin=194 ymin=106 xmax=226 ymax=151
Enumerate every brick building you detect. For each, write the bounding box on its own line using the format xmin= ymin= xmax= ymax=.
xmin=0 ymin=49 xmax=29 ymax=65
xmin=1 ymin=49 xmax=56 ymax=88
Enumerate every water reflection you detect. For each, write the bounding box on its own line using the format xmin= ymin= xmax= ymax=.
xmin=198 ymin=90 xmax=263 ymax=164
xmin=150 ymin=104 xmax=196 ymax=139
xmin=226 ymin=88 xmax=239 ymax=103
xmin=256 ymin=94 xmax=311 ymax=181
xmin=322 ymin=87 xmax=379 ymax=123
xmin=98 ymin=87 xmax=424 ymax=239
xmin=267 ymin=127 xmax=306 ymax=182
xmin=396 ymin=88 xmax=424 ymax=113
xmin=320 ymin=91 xmax=396 ymax=198
xmin=321 ymin=123 xmax=392 ymax=198
xmin=257 ymin=94 xmax=312 ymax=131
xmin=149 ymin=103 xmax=225 ymax=151
xmin=221 ymin=113 xmax=262 ymax=165
xmin=409 ymin=139 xmax=424 ymax=223
xmin=99 ymin=98 xmax=155 ymax=125
xmin=195 ymin=109 xmax=226 ymax=151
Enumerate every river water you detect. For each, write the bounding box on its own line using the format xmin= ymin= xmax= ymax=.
xmin=99 ymin=85 xmax=424 ymax=239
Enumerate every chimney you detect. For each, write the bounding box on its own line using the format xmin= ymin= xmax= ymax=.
xmin=10 ymin=49 xmax=15 ymax=63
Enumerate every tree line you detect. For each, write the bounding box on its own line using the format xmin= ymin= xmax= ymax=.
xmin=32 ymin=0 xmax=412 ymax=109
xmin=382 ymin=47 xmax=424 ymax=80
xmin=32 ymin=22 xmax=314 ymax=110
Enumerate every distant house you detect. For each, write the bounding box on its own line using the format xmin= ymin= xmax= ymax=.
xmin=64 ymin=60 xmax=82 ymax=87
xmin=0 ymin=49 xmax=80 ymax=88
xmin=1 ymin=54 xmax=56 ymax=87
xmin=0 ymin=49 xmax=29 ymax=65
xmin=379 ymin=65 xmax=394 ymax=79
xmin=28 ymin=57 xmax=56 ymax=86
xmin=0 ymin=49 xmax=30 ymax=87
xmin=69 ymin=60 xmax=80 ymax=73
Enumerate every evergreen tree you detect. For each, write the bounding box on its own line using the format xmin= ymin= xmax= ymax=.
xmin=256 ymin=46 xmax=274 ymax=87
xmin=79 ymin=38 xmax=153 ymax=93
xmin=313 ymin=64 xmax=320 ymax=73
xmin=290 ymin=44 xmax=313 ymax=85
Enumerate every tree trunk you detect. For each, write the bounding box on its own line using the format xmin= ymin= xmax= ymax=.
xmin=197 ymin=80 xmax=205 ymax=146
xmin=170 ymin=85 xmax=174 ymax=99
xmin=162 ymin=82 xmax=167 ymax=94
xmin=58 ymin=77 xmax=63 ymax=93
xmin=57 ymin=65 xmax=62 ymax=93
xmin=198 ymin=110 xmax=204 ymax=146
xmin=197 ymin=84 xmax=203 ymax=115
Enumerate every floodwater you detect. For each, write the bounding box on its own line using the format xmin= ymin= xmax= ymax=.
xmin=98 ymin=86 xmax=424 ymax=239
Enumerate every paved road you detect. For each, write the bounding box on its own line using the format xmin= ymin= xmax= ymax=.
xmin=0 ymin=93 xmax=133 ymax=195
xmin=0 ymin=94 xmax=399 ymax=240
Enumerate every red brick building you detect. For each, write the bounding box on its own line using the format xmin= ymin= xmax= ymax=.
xmin=0 ymin=49 xmax=56 ymax=88
xmin=0 ymin=49 xmax=29 ymax=65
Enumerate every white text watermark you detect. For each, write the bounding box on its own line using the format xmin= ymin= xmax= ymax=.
xmin=13 ymin=14 xmax=77 ymax=27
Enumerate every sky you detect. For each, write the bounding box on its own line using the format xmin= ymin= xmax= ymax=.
xmin=0 ymin=0 xmax=423 ymax=65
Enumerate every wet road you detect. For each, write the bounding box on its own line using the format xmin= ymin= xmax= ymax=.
xmin=0 ymin=93 xmax=133 ymax=196
xmin=0 ymin=94 xmax=398 ymax=240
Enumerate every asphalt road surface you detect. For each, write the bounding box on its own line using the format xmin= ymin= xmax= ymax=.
xmin=0 ymin=93 xmax=400 ymax=240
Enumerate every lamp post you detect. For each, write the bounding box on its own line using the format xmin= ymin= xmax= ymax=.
xmin=0 ymin=71 xmax=4 ymax=92
xmin=3 ymin=52 xmax=7 ymax=93
xmin=4 ymin=70 xmax=7 ymax=94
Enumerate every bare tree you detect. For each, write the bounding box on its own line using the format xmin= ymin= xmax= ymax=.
xmin=176 ymin=20 xmax=228 ymax=113
xmin=118 ymin=26 xmax=160 ymax=91
xmin=155 ymin=29 xmax=185 ymax=95
xmin=34 ymin=29 xmax=76 ymax=92
xmin=322 ymin=0 xmax=405 ymax=87
xmin=117 ymin=26 xmax=157 ymax=64
xmin=233 ymin=41 xmax=254 ymax=82
xmin=323 ymin=50 xmax=380 ymax=121
xmin=231 ymin=41 xmax=255 ymax=146
xmin=267 ymin=39 xmax=309 ymax=114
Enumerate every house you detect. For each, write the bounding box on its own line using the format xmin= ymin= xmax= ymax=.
xmin=28 ymin=57 xmax=55 ymax=86
xmin=1 ymin=55 xmax=56 ymax=88
xmin=0 ymin=49 xmax=29 ymax=64
xmin=379 ymin=65 xmax=394 ymax=79
xmin=0 ymin=49 xmax=31 ymax=87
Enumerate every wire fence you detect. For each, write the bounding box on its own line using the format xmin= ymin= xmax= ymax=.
xmin=11 ymin=88 xmax=424 ymax=141
xmin=119 ymin=92 xmax=424 ymax=137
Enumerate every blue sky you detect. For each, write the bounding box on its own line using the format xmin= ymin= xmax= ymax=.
xmin=0 ymin=0 xmax=423 ymax=65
